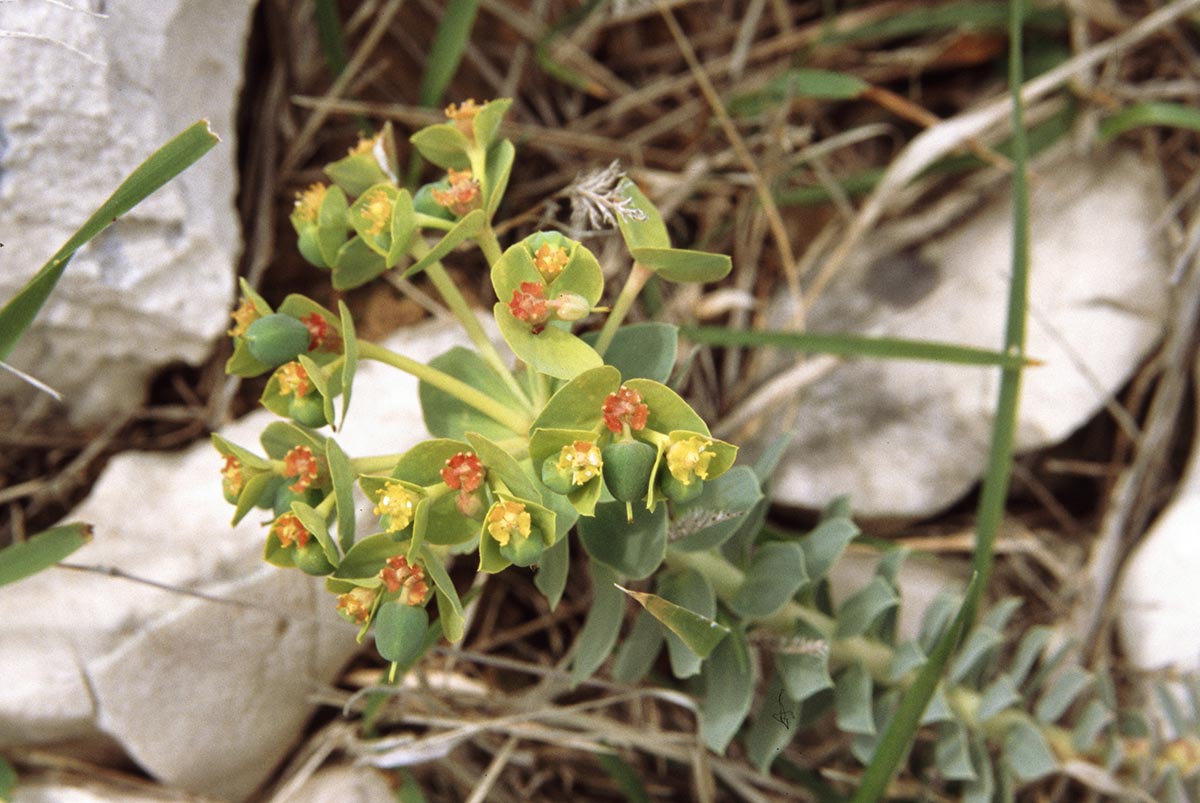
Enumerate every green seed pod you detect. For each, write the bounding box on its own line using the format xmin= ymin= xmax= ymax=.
xmin=601 ymin=439 xmax=657 ymax=502
xmin=288 ymin=392 xmax=328 ymax=428
xmin=244 ymin=314 xmax=310 ymax=367
xmin=540 ymin=455 xmax=574 ymax=495
xmin=256 ymin=475 xmax=285 ymax=509
xmin=294 ymin=541 xmax=336 ymax=575
xmin=500 ymin=526 xmax=545 ymax=567
xmin=660 ymin=470 xmax=704 ymax=504
xmin=273 ymin=484 xmax=324 ymax=517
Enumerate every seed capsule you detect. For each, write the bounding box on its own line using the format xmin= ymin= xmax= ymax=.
xmin=244 ymin=314 xmax=311 ymax=367
xmin=601 ymin=439 xmax=657 ymax=502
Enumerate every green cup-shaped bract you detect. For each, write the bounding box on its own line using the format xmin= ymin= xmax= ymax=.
xmin=244 ymin=314 xmax=310 ymax=367
xmin=500 ymin=526 xmax=546 ymax=567
xmin=659 ymin=470 xmax=704 ymax=503
xmin=288 ymin=392 xmax=328 ymax=428
xmin=273 ymin=484 xmax=324 ymax=517
xmin=602 ymin=439 xmax=657 ymax=502
xmin=295 ymin=541 xmax=336 ymax=575
xmin=540 ymin=455 xmax=574 ymax=495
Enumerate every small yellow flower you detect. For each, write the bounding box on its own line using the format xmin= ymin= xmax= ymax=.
xmin=533 ymin=243 xmax=569 ymax=282
xmin=220 ymin=453 xmax=243 ymax=499
xmin=487 ymin=499 xmax=531 ymax=547
xmin=556 ymin=440 xmax=603 ymax=486
xmin=272 ymin=513 xmax=310 ymax=549
xmin=430 ymin=169 xmax=480 ymax=216
xmin=666 ymin=436 xmax=714 ymax=486
xmin=374 ymin=481 xmax=420 ymax=533
xmin=347 ymin=133 xmax=378 ymax=156
xmin=228 ymin=297 xmax=259 ymax=338
xmin=275 ymin=361 xmax=310 ymax=397
xmin=336 ymin=587 xmax=377 ymax=624
xmin=444 ymin=99 xmax=481 ymax=138
xmin=358 ymin=187 xmax=392 ymax=236
xmin=294 ymin=182 xmax=327 ymax=224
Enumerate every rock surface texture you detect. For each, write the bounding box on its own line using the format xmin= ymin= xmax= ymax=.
xmin=756 ymin=148 xmax=1169 ymax=518
xmin=0 ymin=321 xmax=472 ymax=801
xmin=0 ymin=0 xmax=253 ymax=424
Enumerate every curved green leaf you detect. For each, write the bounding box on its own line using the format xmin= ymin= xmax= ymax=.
xmin=577 ymin=501 xmax=667 ymax=580
xmin=630 ymin=247 xmax=731 ymax=284
xmin=570 ymin=561 xmax=625 ymax=684
xmin=374 ymin=601 xmax=430 ymax=665
xmin=494 ymin=303 xmax=602 ymax=380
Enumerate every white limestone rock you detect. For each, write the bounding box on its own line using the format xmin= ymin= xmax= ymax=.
xmin=0 ymin=320 xmax=474 ymax=801
xmin=754 ymin=148 xmax=1169 ymax=518
xmin=1117 ymin=431 xmax=1200 ymax=673
xmin=275 ymin=765 xmax=397 ymax=803
xmin=0 ymin=0 xmax=253 ymax=424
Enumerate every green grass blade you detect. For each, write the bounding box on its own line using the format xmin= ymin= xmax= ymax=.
xmin=0 ymin=120 xmax=219 ymax=362
xmin=679 ymin=326 xmax=1028 ymax=369
xmin=1098 ymin=101 xmax=1200 ymax=141
xmin=968 ymin=0 xmax=1032 ymax=620
xmin=418 ymin=0 xmax=482 ymax=107
xmin=313 ymin=0 xmax=349 ymax=77
xmin=849 ymin=572 xmax=982 ymax=803
xmin=0 ymin=523 xmax=93 ymax=588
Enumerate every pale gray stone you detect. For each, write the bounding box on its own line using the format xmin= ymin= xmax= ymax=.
xmin=753 ymin=148 xmax=1169 ymax=518
xmin=274 ymin=765 xmax=397 ymax=803
xmin=1117 ymin=456 xmax=1200 ymax=673
xmin=0 ymin=0 xmax=253 ymax=424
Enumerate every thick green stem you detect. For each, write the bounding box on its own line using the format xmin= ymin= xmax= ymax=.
xmin=349 ymin=454 xmax=408 ymax=475
xmin=359 ymin=340 xmax=530 ymax=435
xmin=414 ymin=245 xmax=533 ymax=411
xmin=592 ymin=262 xmax=654 ymax=357
xmin=477 ymin=225 xmax=504 ymax=266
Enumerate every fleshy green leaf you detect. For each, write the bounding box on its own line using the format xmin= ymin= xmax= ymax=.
xmin=374 ymin=601 xmax=430 ymax=665
xmin=338 ymin=300 xmax=358 ymax=427
xmin=403 ymin=210 xmax=486 ymax=279
xmin=1034 ymin=667 xmax=1093 ymax=724
xmin=776 ymin=621 xmax=833 ymax=703
xmin=745 ymin=673 xmax=802 ymax=772
xmin=835 ymin=576 xmax=899 ymax=638
xmin=835 ymin=663 xmax=876 ymax=736
xmin=887 ymin=640 xmax=926 ymax=682
xmin=976 ymin=674 xmax=1022 ymax=724
xmin=614 ymin=177 xmax=670 ymax=250
xmin=332 ymin=235 xmax=387 ymax=290
xmin=317 ymin=185 xmax=351 ymax=267
xmin=494 ymin=303 xmax=602 ymax=380
xmin=700 ymin=625 xmax=754 ymax=753
xmin=1002 ymin=720 xmax=1059 ymax=782
xmin=465 ymin=431 xmax=541 ymax=503
xmin=630 ymin=247 xmax=731 ymax=284
xmin=409 ymin=124 xmax=472 ymax=170
xmin=948 ymin=626 xmax=1004 ymax=684
xmin=533 ymin=531 xmax=569 ymax=611
xmin=0 ymin=523 xmax=92 ymax=587
xmin=934 ymin=720 xmax=978 ymax=782
xmin=577 ymin=501 xmax=667 ymax=580
xmin=624 ymin=378 xmax=709 ymax=436
xmin=1071 ymin=698 xmax=1113 ymax=753
xmin=530 ymin=365 xmax=620 ymax=432
xmin=800 ymin=516 xmax=859 ymax=584
xmin=420 ymin=346 xmax=527 ymax=440
xmin=581 ymin=322 xmax=678 ymax=384
xmin=627 ymin=572 xmax=726 ymax=672
xmin=484 ymin=138 xmax=514 ymax=218
xmin=260 ymin=420 xmax=325 ymax=459
xmin=962 ymin=735 xmax=996 ymax=803
xmin=670 ymin=466 xmax=762 ymax=552
xmin=729 ymin=542 xmax=807 ymax=619
xmin=421 ymin=544 xmax=465 ymax=642
xmin=1008 ymin=624 xmax=1056 ymax=686
xmin=570 ymin=561 xmax=625 ymax=684
xmin=325 ymin=438 xmax=356 ymax=553
xmin=334 ymin=533 xmax=404 ymax=581
xmin=291 ymin=501 xmax=339 ymax=565
xmin=612 ymin=609 xmax=665 ymax=684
